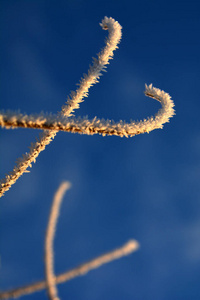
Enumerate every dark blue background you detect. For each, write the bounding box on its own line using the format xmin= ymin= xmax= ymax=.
xmin=1 ymin=0 xmax=200 ymax=299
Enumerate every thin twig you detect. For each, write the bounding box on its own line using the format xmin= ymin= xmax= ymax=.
xmin=0 ymin=240 xmax=139 ymax=300
xmin=45 ymin=181 xmax=71 ymax=300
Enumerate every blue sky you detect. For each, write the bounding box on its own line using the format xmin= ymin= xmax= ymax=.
xmin=0 ymin=0 xmax=200 ymax=299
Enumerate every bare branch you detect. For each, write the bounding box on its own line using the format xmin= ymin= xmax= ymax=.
xmin=0 ymin=240 xmax=139 ymax=300
xmin=45 ymin=182 xmax=71 ymax=300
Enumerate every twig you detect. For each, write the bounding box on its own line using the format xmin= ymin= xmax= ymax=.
xmin=0 ymin=84 xmax=175 ymax=137
xmin=45 ymin=182 xmax=71 ymax=300
xmin=0 ymin=240 xmax=139 ymax=300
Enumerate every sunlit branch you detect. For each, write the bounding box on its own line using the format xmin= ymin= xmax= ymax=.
xmin=0 ymin=84 xmax=175 ymax=137
xmin=0 ymin=16 xmax=122 ymax=197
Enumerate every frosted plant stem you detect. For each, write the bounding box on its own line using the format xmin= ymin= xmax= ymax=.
xmin=0 ymin=16 xmax=122 ymax=198
xmin=0 ymin=240 xmax=139 ymax=300
xmin=45 ymin=181 xmax=71 ymax=300
xmin=61 ymin=16 xmax=122 ymax=117
xmin=0 ymin=84 xmax=175 ymax=137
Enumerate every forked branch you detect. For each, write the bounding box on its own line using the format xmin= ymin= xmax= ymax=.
xmin=0 ymin=17 xmax=122 ymax=198
xmin=0 ymin=16 xmax=175 ymax=300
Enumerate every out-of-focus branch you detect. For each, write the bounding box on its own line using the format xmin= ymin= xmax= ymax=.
xmin=0 ymin=240 xmax=139 ymax=300
xmin=45 ymin=182 xmax=71 ymax=300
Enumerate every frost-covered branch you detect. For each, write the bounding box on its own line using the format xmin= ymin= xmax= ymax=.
xmin=0 ymin=240 xmax=139 ymax=300
xmin=62 ymin=16 xmax=122 ymax=117
xmin=0 ymin=16 xmax=122 ymax=198
xmin=0 ymin=85 xmax=175 ymax=137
